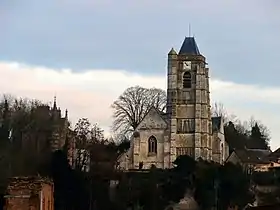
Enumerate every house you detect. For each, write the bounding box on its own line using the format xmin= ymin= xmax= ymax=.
xmin=266 ymin=148 xmax=280 ymax=166
xmin=226 ymin=148 xmax=271 ymax=173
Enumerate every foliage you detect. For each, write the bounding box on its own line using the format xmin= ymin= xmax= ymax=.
xmin=248 ymin=122 xmax=269 ymax=149
xmin=0 ymin=93 xmax=274 ymax=210
xmin=115 ymin=137 xmax=130 ymax=155
xmin=111 ymin=156 xmax=253 ymax=210
xmin=111 ymin=86 xmax=166 ymax=136
xmin=212 ymin=102 xmax=270 ymax=150
xmin=252 ymin=170 xmax=280 ymax=206
xmin=73 ymin=118 xmax=105 ymax=172
xmin=0 ymin=95 xmax=50 ymax=189
xmin=218 ymin=162 xmax=254 ymax=209
xmin=194 ymin=160 xmax=219 ymax=209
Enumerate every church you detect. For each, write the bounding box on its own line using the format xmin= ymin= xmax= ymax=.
xmin=118 ymin=37 xmax=229 ymax=170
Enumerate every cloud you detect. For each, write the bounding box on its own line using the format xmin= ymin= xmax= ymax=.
xmin=1 ymin=0 xmax=280 ymax=88
xmin=1 ymin=61 xmax=280 ymax=150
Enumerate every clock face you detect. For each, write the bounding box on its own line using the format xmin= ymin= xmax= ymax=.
xmin=183 ymin=61 xmax=191 ymax=70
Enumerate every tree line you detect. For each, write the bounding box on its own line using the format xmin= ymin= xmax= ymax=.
xmin=0 ymin=86 xmax=274 ymax=209
xmin=0 ymin=94 xmax=130 ymax=209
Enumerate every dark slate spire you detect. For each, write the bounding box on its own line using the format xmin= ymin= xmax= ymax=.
xmin=179 ymin=37 xmax=200 ymax=55
xmin=53 ymin=96 xmax=57 ymax=110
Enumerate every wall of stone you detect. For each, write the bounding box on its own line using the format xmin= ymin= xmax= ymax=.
xmin=4 ymin=177 xmax=54 ymax=210
xmin=137 ymin=129 xmax=165 ymax=169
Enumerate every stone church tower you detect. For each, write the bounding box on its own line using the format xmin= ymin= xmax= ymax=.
xmin=167 ymin=37 xmax=212 ymax=164
xmin=117 ymin=37 xmax=229 ymax=170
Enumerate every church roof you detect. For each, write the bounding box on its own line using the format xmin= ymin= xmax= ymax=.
xmin=179 ymin=37 xmax=200 ymax=55
xmin=135 ymin=107 xmax=168 ymax=131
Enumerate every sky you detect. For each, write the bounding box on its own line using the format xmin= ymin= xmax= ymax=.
xmin=0 ymin=0 xmax=280 ymax=149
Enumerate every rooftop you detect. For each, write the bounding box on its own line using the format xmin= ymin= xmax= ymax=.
xmin=179 ymin=37 xmax=200 ymax=55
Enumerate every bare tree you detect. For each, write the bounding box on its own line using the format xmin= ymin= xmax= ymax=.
xmin=74 ymin=118 xmax=92 ymax=171
xmin=211 ymin=102 xmax=237 ymax=124
xmin=247 ymin=117 xmax=269 ymax=136
xmin=211 ymin=102 xmax=227 ymax=118
xmin=111 ymin=86 xmax=166 ymax=136
xmin=73 ymin=118 xmax=105 ymax=171
xmin=91 ymin=123 xmax=105 ymax=143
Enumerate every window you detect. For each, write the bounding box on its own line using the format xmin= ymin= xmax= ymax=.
xmin=183 ymin=72 xmax=192 ymax=88
xmin=176 ymin=147 xmax=194 ymax=157
xmin=148 ymin=136 xmax=157 ymax=154
xmin=177 ymin=119 xmax=195 ymax=133
xmin=171 ymin=106 xmax=176 ymax=117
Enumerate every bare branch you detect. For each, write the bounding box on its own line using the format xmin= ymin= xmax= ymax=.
xmin=211 ymin=102 xmax=237 ymax=124
xmin=111 ymin=86 xmax=166 ymax=135
xmin=211 ymin=102 xmax=227 ymax=118
xmin=73 ymin=118 xmax=105 ymax=171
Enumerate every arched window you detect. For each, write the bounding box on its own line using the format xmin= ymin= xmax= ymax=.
xmin=148 ymin=136 xmax=157 ymax=154
xmin=183 ymin=72 xmax=192 ymax=88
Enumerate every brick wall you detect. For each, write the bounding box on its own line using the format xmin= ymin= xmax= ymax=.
xmin=4 ymin=177 xmax=54 ymax=210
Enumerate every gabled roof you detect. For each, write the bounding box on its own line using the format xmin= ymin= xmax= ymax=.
xmin=135 ymin=107 xmax=167 ymax=131
xmin=266 ymin=147 xmax=280 ymax=162
xmin=179 ymin=37 xmax=200 ymax=55
xmin=234 ymin=149 xmax=271 ymax=164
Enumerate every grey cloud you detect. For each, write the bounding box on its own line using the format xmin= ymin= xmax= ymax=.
xmin=0 ymin=0 xmax=280 ymax=86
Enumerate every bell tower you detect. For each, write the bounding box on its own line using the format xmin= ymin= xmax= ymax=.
xmin=167 ymin=37 xmax=212 ymax=164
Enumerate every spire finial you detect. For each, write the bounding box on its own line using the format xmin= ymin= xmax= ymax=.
xmin=65 ymin=109 xmax=68 ymax=118
xmin=188 ymin=24 xmax=191 ymax=37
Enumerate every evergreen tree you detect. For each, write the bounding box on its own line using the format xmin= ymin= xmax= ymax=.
xmin=250 ymin=123 xmax=269 ymax=149
xmin=0 ymin=100 xmax=10 ymax=143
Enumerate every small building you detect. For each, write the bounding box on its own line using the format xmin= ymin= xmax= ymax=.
xmin=4 ymin=176 xmax=54 ymax=210
xmin=226 ymin=148 xmax=271 ymax=173
xmin=265 ymin=147 xmax=280 ymax=168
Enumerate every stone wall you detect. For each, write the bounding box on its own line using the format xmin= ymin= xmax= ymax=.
xmin=4 ymin=176 xmax=54 ymax=210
